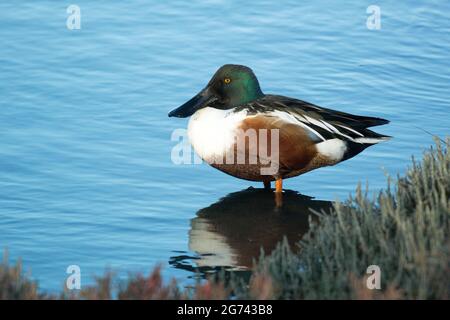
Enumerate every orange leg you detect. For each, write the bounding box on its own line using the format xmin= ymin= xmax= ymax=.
xmin=275 ymin=178 xmax=283 ymax=193
xmin=274 ymin=178 xmax=283 ymax=207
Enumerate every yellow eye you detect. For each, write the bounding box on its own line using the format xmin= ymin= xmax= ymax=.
xmin=224 ymin=78 xmax=231 ymax=84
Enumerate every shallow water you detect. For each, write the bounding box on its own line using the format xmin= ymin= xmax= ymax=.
xmin=0 ymin=1 xmax=449 ymax=292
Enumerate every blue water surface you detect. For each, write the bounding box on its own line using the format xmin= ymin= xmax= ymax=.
xmin=0 ymin=1 xmax=449 ymax=292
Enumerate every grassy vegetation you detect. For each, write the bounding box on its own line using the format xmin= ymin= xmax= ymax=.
xmin=239 ymin=139 xmax=449 ymax=299
xmin=1 ymin=139 xmax=449 ymax=299
xmin=0 ymin=251 xmax=43 ymax=300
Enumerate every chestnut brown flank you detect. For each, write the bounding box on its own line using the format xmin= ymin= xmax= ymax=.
xmin=210 ymin=115 xmax=337 ymax=181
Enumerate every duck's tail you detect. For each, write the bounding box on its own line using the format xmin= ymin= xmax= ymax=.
xmin=342 ymin=129 xmax=391 ymax=161
xmin=352 ymin=129 xmax=392 ymax=144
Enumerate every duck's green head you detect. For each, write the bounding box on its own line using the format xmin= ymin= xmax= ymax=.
xmin=169 ymin=64 xmax=264 ymax=118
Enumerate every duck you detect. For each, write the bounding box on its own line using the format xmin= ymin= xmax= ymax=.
xmin=169 ymin=64 xmax=390 ymax=195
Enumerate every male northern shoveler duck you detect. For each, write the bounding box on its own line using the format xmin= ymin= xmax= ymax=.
xmin=169 ymin=64 xmax=390 ymax=194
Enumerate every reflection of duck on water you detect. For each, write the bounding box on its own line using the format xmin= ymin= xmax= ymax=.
xmin=170 ymin=188 xmax=333 ymax=274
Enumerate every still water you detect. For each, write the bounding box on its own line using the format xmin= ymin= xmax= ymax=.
xmin=0 ymin=1 xmax=449 ymax=292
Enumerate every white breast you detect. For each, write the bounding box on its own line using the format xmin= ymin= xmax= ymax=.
xmin=187 ymin=107 xmax=248 ymax=162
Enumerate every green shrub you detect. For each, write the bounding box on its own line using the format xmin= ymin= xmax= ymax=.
xmin=243 ymin=138 xmax=449 ymax=299
xmin=0 ymin=251 xmax=44 ymax=300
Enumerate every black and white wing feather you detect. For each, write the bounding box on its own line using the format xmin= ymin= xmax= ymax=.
xmin=239 ymin=94 xmax=391 ymax=145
